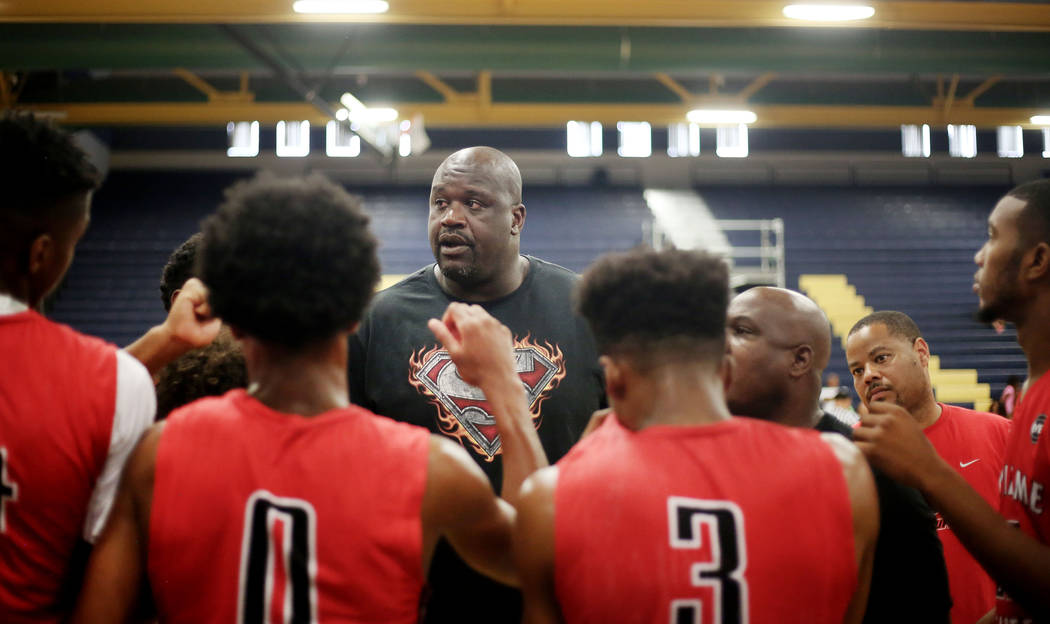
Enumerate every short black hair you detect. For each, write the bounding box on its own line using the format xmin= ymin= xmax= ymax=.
xmin=576 ymin=248 xmax=729 ymax=364
xmin=155 ymin=332 xmax=247 ymax=420
xmin=199 ymin=173 xmax=379 ymax=349
xmin=159 ymin=232 xmax=203 ymax=312
xmin=1007 ymin=179 xmax=1050 ymax=249
xmin=848 ymin=310 xmax=921 ymax=344
xmin=0 ymin=112 xmax=100 ymax=225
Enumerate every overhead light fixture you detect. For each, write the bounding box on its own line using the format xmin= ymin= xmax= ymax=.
xmin=782 ymin=4 xmax=875 ymax=21
xmin=292 ymin=0 xmax=389 ymax=14
xmin=340 ymin=93 xmax=399 ymax=123
xmin=276 ymin=120 xmax=310 ymax=158
xmin=227 ymin=121 xmax=259 ymax=158
xmin=686 ymin=109 xmax=757 ymax=125
xmin=1031 ymin=115 xmax=1050 ymax=126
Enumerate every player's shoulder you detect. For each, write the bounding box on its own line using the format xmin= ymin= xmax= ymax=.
xmin=39 ymin=312 xmax=120 ymax=359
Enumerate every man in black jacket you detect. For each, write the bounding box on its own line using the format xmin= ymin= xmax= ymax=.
xmin=724 ymin=285 xmax=951 ymax=623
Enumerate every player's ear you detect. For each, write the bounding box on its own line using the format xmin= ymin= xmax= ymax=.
xmin=27 ymin=232 xmax=54 ymax=276
xmin=599 ymin=355 xmax=626 ymax=402
xmin=720 ymin=352 xmax=733 ymax=395
xmin=1023 ymin=241 xmax=1050 ymax=282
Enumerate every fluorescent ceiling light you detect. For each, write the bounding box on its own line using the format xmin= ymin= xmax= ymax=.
xmin=1031 ymin=115 xmax=1050 ymax=126
xmin=292 ymin=0 xmax=389 ymax=14
xmin=687 ymin=109 xmax=757 ymax=125
xmin=783 ymin=4 xmax=875 ymax=21
xmin=339 ymin=93 xmax=399 ymax=123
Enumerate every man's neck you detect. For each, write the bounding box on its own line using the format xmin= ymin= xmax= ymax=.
xmin=435 ymin=255 xmax=528 ymax=302
xmin=910 ymin=396 xmax=943 ymax=428
xmin=615 ymin=367 xmax=732 ymax=431
xmin=243 ymin=336 xmax=350 ymax=417
xmin=1015 ymin=291 xmax=1050 ymax=385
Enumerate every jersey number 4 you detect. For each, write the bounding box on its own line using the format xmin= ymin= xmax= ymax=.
xmin=238 ymin=491 xmax=319 ymax=624
xmin=668 ymin=496 xmax=748 ymax=624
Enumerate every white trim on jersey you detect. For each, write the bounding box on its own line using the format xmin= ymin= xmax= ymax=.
xmin=0 ymin=292 xmax=29 ymax=316
xmin=82 ymin=349 xmax=156 ymax=543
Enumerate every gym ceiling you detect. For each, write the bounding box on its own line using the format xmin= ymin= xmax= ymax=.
xmin=1 ymin=1 xmax=1049 ymax=131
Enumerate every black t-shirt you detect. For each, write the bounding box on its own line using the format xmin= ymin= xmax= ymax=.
xmin=817 ymin=412 xmax=952 ymax=624
xmin=349 ymin=255 xmax=606 ymax=624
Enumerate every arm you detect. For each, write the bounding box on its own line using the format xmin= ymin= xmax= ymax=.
xmin=514 ymin=467 xmax=564 ymax=624
xmin=854 ymin=400 xmax=1050 ymax=620
xmin=125 ymin=278 xmax=221 ymax=377
xmin=421 ymin=436 xmax=518 ymax=587
xmin=427 ymin=302 xmax=548 ymax=505
xmin=819 ymin=433 xmax=879 ymax=624
xmin=72 ymin=422 xmax=165 ymax=624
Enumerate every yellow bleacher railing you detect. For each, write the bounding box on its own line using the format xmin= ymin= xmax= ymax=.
xmin=799 ymin=274 xmax=991 ymax=412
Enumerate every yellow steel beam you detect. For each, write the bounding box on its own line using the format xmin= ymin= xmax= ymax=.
xmin=477 ymin=70 xmax=492 ymax=113
xmin=736 ymin=72 xmax=777 ymax=102
xmin=18 ymin=100 xmax=1050 ymax=129
xmin=943 ymin=74 xmax=959 ymax=115
xmin=174 ymin=67 xmax=254 ymax=102
xmin=962 ymin=76 xmax=1003 ymax=105
xmin=0 ymin=73 xmax=12 ymax=108
xmin=4 ymin=1 xmax=1050 ymax=31
xmin=653 ymin=73 xmax=694 ymax=103
xmin=415 ymin=71 xmax=461 ymax=103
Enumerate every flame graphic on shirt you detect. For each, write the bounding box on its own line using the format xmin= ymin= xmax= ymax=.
xmin=408 ymin=334 xmax=566 ymax=461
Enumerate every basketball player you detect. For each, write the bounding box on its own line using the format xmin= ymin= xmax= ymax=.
xmin=0 ymin=112 xmax=156 ymax=621
xmin=71 ymin=174 xmax=547 ymax=623
xmin=514 ymin=249 xmax=878 ymax=624
xmin=855 ymin=180 xmax=1050 ymax=622
xmin=846 ymin=311 xmax=1010 ymax=624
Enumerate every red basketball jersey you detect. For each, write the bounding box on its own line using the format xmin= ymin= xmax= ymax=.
xmin=149 ymin=390 xmax=431 ymax=624
xmin=923 ymin=403 xmax=1010 ymax=624
xmin=555 ymin=415 xmax=858 ymax=624
xmin=0 ymin=310 xmax=116 ymax=622
xmin=996 ymin=375 xmax=1050 ymax=622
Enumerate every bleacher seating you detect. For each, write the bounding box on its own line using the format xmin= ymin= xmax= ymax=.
xmin=48 ymin=171 xmax=650 ymax=347
xmin=703 ymin=186 xmax=1024 ymax=406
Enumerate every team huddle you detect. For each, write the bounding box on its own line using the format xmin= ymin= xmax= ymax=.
xmin=1 ymin=111 xmax=1049 ymax=624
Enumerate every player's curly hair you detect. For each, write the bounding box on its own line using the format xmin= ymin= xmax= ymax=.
xmin=198 ymin=173 xmax=379 ymax=349
xmin=576 ymin=247 xmax=730 ymax=365
xmin=155 ymin=331 xmax=248 ymax=419
xmin=159 ymin=232 xmax=202 ymax=312
xmin=1 ymin=111 xmax=99 ymax=223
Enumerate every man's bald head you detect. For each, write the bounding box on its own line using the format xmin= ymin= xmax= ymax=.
xmin=734 ymin=287 xmax=831 ymax=369
xmin=724 ymin=286 xmax=832 ymax=422
xmin=433 ymin=146 xmax=522 ymax=205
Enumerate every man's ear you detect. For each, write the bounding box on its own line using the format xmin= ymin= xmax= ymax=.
xmin=599 ymin=355 xmax=626 ymax=402
xmin=510 ymin=203 xmax=526 ymax=236
xmin=720 ymin=354 xmax=734 ymax=395
xmin=788 ymin=344 xmax=814 ymax=378
xmin=1023 ymin=242 xmax=1050 ymax=283
xmin=913 ymin=337 xmax=931 ymax=368
xmin=27 ymin=232 xmax=54 ymax=276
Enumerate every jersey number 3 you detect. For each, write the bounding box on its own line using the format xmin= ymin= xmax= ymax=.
xmin=668 ymin=496 xmax=748 ymax=624
xmin=238 ymin=491 xmax=319 ymax=624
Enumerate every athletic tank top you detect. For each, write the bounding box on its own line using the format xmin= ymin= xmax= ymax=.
xmin=149 ymin=390 xmax=430 ymax=624
xmin=0 ymin=310 xmax=116 ymax=622
xmin=555 ymin=415 xmax=858 ymax=624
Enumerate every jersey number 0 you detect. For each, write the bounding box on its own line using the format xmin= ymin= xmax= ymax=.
xmin=668 ymin=496 xmax=748 ymax=624
xmin=238 ymin=491 xmax=319 ymax=624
